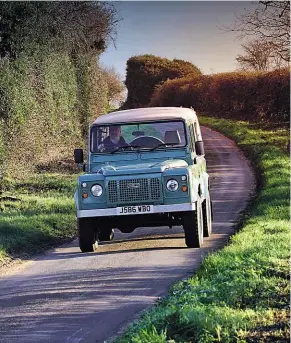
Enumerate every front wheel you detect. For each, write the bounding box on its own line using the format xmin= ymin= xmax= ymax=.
xmin=78 ymin=218 xmax=98 ymax=252
xmin=183 ymin=199 xmax=204 ymax=248
xmin=98 ymin=228 xmax=114 ymax=241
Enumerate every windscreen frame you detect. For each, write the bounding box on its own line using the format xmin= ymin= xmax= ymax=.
xmin=90 ymin=119 xmax=188 ymax=154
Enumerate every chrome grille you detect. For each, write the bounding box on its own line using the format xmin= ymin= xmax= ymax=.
xmin=150 ymin=178 xmax=160 ymax=199
xmin=119 ymin=178 xmax=149 ymax=202
xmin=108 ymin=180 xmax=118 ymax=203
xmin=107 ymin=178 xmax=161 ymax=204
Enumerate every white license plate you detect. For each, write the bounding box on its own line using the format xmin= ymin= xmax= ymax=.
xmin=117 ymin=205 xmax=154 ymax=215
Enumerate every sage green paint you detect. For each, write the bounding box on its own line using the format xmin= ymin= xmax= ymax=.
xmin=75 ymin=114 xmax=209 ymax=213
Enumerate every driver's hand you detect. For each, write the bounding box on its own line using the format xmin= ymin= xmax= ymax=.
xmin=98 ymin=143 xmax=105 ymax=152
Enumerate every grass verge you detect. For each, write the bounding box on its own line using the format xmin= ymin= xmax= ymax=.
xmin=114 ymin=116 xmax=290 ymax=343
xmin=0 ymin=172 xmax=78 ymax=268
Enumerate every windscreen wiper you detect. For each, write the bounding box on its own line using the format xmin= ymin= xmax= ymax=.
xmin=150 ymin=143 xmax=178 ymax=151
xmin=111 ymin=145 xmax=140 ymax=154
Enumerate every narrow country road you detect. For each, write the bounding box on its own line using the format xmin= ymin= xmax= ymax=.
xmin=0 ymin=127 xmax=255 ymax=343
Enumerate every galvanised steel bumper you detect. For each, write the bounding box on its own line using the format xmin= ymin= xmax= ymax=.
xmin=77 ymin=203 xmax=196 ymax=218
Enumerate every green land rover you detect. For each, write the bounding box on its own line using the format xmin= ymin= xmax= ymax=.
xmin=74 ymin=107 xmax=212 ymax=252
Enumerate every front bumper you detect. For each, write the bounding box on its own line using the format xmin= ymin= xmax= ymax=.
xmin=77 ymin=203 xmax=196 ymax=218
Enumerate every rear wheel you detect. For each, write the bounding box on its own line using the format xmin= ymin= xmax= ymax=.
xmin=183 ymin=199 xmax=204 ymax=248
xmin=98 ymin=228 xmax=114 ymax=241
xmin=78 ymin=218 xmax=98 ymax=252
xmin=202 ymin=196 xmax=212 ymax=237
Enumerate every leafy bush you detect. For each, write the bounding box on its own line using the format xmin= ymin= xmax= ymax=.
xmin=150 ymin=69 xmax=290 ymax=122
xmin=0 ymin=2 xmax=120 ymax=179
xmin=124 ymin=54 xmax=201 ymax=108
xmin=0 ymin=51 xmax=109 ymax=179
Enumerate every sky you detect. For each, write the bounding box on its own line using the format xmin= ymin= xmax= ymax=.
xmin=99 ymin=1 xmax=257 ymax=79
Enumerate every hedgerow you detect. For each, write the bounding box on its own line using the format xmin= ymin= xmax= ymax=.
xmin=150 ymin=69 xmax=290 ymax=122
xmin=0 ymin=2 xmax=120 ymax=180
xmin=124 ymin=55 xmax=201 ymax=108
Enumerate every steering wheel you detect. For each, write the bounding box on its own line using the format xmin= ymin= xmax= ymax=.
xmin=129 ymin=136 xmax=164 ymax=149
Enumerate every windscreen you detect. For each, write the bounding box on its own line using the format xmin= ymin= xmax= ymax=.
xmin=90 ymin=121 xmax=187 ymax=153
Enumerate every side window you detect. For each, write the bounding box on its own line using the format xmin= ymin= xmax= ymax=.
xmin=189 ymin=124 xmax=196 ymax=152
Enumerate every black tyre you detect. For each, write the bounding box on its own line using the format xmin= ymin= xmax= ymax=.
xmin=183 ymin=199 xmax=204 ymax=248
xmin=98 ymin=228 xmax=114 ymax=241
xmin=78 ymin=218 xmax=98 ymax=252
xmin=202 ymin=196 xmax=212 ymax=237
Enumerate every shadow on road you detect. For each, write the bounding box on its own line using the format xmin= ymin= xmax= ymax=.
xmin=41 ymin=246 xmax=188 ymax=261
xmin=100 ymin=234 xmax=184 ymax=245
xmin=0 ymin=263 xmax=198 ymax=343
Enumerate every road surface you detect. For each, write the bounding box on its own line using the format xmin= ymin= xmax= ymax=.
xmin=0 ymin=127 xmax=255 ymax=343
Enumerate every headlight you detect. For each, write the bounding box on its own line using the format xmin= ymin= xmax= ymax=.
xmin=91 ymin=184 xmax=103 ymax=197
xmin=166 ymin=179 xmax=179 ymax=192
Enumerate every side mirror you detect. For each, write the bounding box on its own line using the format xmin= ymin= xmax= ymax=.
xmin=195 ymin=141 xmax=205 ymax=155
xmin=74 ymin=149 xmax=84 ymax=163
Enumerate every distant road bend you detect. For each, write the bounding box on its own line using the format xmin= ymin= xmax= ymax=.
xmin=0 ymin=126 xmax=255 ymax=343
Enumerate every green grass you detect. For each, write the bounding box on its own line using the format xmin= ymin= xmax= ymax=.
xmin=115 ymin=116 xmax=290 ymax=343
xmin=0 ymin=172 xmax=78 ymax=266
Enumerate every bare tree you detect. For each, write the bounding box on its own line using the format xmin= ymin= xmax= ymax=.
xmin=102 ymin=66 xmax=126 ymax=107
xmin=0 ymin=2 xmax=120 ymax=58
xmin=236 ymin=39 xmax=288 ymax=71
xmin=226 ymin=1 xmax=290 ymax=63
xmin=47 ymin=2 xmax=120 ymax=55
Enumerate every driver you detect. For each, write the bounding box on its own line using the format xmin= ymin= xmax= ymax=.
xmin=98 ymin=125 xmax=128 ymax=152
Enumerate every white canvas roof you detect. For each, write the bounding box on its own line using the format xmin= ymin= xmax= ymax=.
xmin=92 ymin=107 xmax=197 ymax=125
